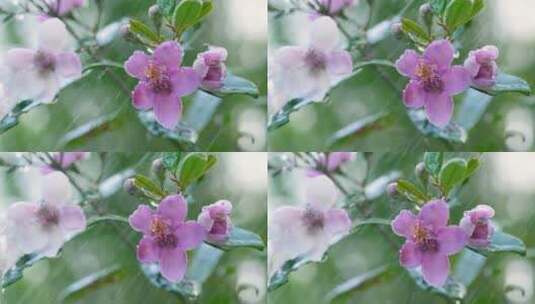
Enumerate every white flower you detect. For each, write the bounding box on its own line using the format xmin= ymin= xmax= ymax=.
xmin=6 ymin=172 xmax=86 ymax=258
xmin=0 ymin=82 xmax=14 ymax=118
xmin=1 ymin=18 xmax=82 ymax=104
xmin=270 ymin=16 xmax=352 ymax=106
xmin=268 ymin=175 xmax=351 ymax=276
xmin=0 ymin=212 xmax=21 ymax=276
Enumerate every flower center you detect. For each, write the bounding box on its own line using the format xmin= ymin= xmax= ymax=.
xmin=150 ymin=217 xmax=178 ymax=249
xmin=305 ymin=49 xmax=327 ymax=73
xmin=476 ymin=63 xmax=493 ymax=80
xmin=36 ymin=203 xmax=60 ymax=228
xmin=412 ymin=222 xmax=439 ymax=253
xmin=145 ymin=63 xmax=173 ymax=94
xmin=34 ymin=50 xmax=56 ymax=73
xmin=302 ymin=206 xmax=324 ymax=233
xmin=471 ymin=220 xmax=489 ymax=239
xmin=415 ymin=62 xmax=443 ymax=93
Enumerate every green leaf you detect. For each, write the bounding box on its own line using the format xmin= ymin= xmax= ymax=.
xmin=327 ymin=112 xmax=394 ymax=148
xmin=453 ymin=249 xmax=486 ymax=287
xmin=129 ymin=19 xmax=161 ymax=44
xmin=325 ymin=265 xmax=391 ymax=303
xmin=408 ymin=109 xmax=467 ymax=143
xmin=59 ymin=111 xmax=123 ymax=148
xmin=424 ymin=152 xmax=443 ymax=177
xmin=464 ymin=157 xmax=480 ymax=179
xmin=396 ymin=179 xmax=430 ymax=204
xmin=468 ymin=231 xmax=527 ymax=256
xmin=157 ymin=0 xmax=177 ymax=17
xmin=2 ymin=254 xmax=45 ymax=288
xmin=429 ymin=0 xmax=448 ymax=15
xmin=197 ymin=0 xmax=214 ymax=22
xmin=445 ymin=0 xmax=475 ymax=31
xmin=471 ymin=0 xmax=485 ymax=19
xmin=267 ymin=98 xmax=314 ymax=131
xmin=350 ymin=218 xmax=391 ymax=234
xmin=439 ymin=158 xmax=467 ymax=195
xmin=87 ymin=215 xmax=130 ymax=229
xmin=141 ymin=264 xmax=200 ymax=301
xmin=473 ymin=72 xmax=532 ymax=96
xmin=0 ymin=100 xmax=42 ymax=134
xmin=173 ymin=0 xmax=202 ymax=32
xmin=268 ymin=255 xmax=321 ymax=291
xmin=187 ymin=244 xmax=223 ymax=284
xmin=184 ymin=91 xmax=222 ymax=132
xmin=163 ymin=152 xmax=182 ymax=173
xmin=59 ymin=265 xmax=126 ymax=303
xmin=203 ymin=73 xmax=259 ymax=98
xmin=456 ymin=88 xmax=493 ymax=131
xmin=207 ymin=227 xmax=265 ymax=251
xmin=407 ymin=268 xmax=466 ymax=300
xmin=133 ymin=174 xmax=167 ymax=200
xmin=137 ymin=111 xmax=200 ymax=151
xmin=179 ymin=153 xmax=217 ymax=188
xmin=401 ymin=18 xmax=431 ymax=44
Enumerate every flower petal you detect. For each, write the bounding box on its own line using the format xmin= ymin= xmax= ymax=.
xmin=5 ymin=48 xmax=36 ymax=69
xmin=128 ymin=205 xmax=153 ymax=234
xmin=137 ymin=237 xmax=159 ymax=263
xmin=273 ymin=46 xmax=307 ymax=68
xmin=171 ymin=67 xmax=200 ymax=97
xmin=443 ymin=66 xmax=470 ymax=95
xmin=437 ymin=226 xmax=467 ymax=255
xmin=419 ymin=199 xmax=449 ymax=230
xmin=55 ymin=52 xmax=82 ymax=78
xmin=40 ymin=227 xmax=65 ymax=257
xmin=42 ymin=172 xmax=72 ymax=204
xmin=153 ymin=41 xmax=183 ymax=71
xmin=391 ymin=210 xmax=417 ymax=238
xmin=310 ymin=16 xmax=340 ymax=52
xmin=395 ymin=49 xmax=420 ymax=78
xmin=421 ymin=253 xmax=449 ymax=287
xmin=326 ymin=51 xmax=352 ymax=76
xmin=158 ymin=195 xmax=187 ymax=223
xmin=159 ymin=248 xmax=187 ymax=282
xmin=175 ymin=221 xmax=206 ymax=250
xmin=424 ymin=93 xmax=453 ymax=128
xmin=132 ymin=82 xmax=154 ymax=110
xmin=7 ymin=202 xmax=47 ymax=254
xmin=38 ymin=18 xmax=70 ymax=52
xmin=324 ymin=208 xmax=351 ymax=238
xmin=423 ymin=39 xmax=454 ymax=72
xmin=153 ymin=94 xmax=182 ymax=129
xmin=402 ymin=81 xmax=426 ymax=108
xmin=303 ymin=175 xmax=339 ymax=211
xmin=59 ymin=205 xmax=86 ymax=235
xmin=400 ymin=241 xmax=422 ymax=268
xmin=124 ymin=51 xmax=150 ymax=79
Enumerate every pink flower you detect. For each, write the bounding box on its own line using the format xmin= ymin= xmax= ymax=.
xmin=5 ymin=172 xmax=86 ymax=258
xmin=318 ymin=0 xmax=357 ymax=14
xmin=395 ymin=39 xmax=471 ymax=127
xmin=193 ymin=46 xmax=228 ymax=90
xmin=197 ymin=200 xmax=232 ymax=243
xmin=391 ymin=199 xmax=467 ymax=287
xmin=1 ymin=18 xmax=82 ymax=104
xmin=124 ymin=41 xmax=200 ymax=129
xmin=0 ymin=213 xmax=22 ymax=276
xmin=307 ymin=152 xmax=355 ymax=177
xmin=459 ymin=204 xmax=495 ymax=247
xmin=41 ymin=152 xmax=89 ymax=174
xmin=269 ymin=176 xmax=351 ymax=275
xmin=464 ymin=45 xmax=499 ymax=88
xmin=272 ymin=16 xmax=352 ymax=102
xmin=45 ymin=0 xmax=86 ymax=16
xmin=128 ymin=194 xmax=206 ymax=282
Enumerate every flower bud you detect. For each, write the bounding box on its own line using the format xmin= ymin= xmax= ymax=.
xmin=193 ymin=46 xmax=228 ymax=90
xmin=390 ymin=22 xmax=402 ymax=39
xmin=419 ymin=4 xmax=433 ymax=30
xmin=148 ymin=4 xmax=162 ymax=30
xmin=151 ymin=158 xmax=166 ymax=184
xmin=123 ymin=178 xmax=142 ymax=197
xmin=386 ymin=182 xmax=398 ymax=198
xmin=415 ymin=162 xmax=428 ymax=185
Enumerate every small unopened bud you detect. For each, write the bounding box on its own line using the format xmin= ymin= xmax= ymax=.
xmin=123 ymin=178 xmax=139 ymax=196
xmin=415 ymin=162 xmax=429 ymax=185
xmin=390 ymin=22 xmax=402 ymax=39
xmin=419 ymin=4 xmax=433 ymax=30
xmin=148 ymin=5 xmax=162 ymax=30
xmin=151 ymin=158 xmax=166 ymax=184
xmin=387 ymin=182 xmax=398 ymax=198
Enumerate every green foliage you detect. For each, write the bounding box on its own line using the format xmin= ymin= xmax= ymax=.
xmin=128 ymin=18 xmax=162 ymax=44
xmin=2 ymin=254 xmax=45 ymax=288
xmin=173 ymin=0 xmax=203 ymax=34
xmin=58 ymin=265 xmax=127 ymax=303
xmin=396 ymin=179 xmax=430 ymax=204
xmin=178 ymin=152 xmax=217 ymax=189
xmin=423 ymin=152 xmax=443 ymax=177
xmin=401 ymin=18 xmax=431 ymax=45
xmin=133 ymin=174 xmax=168 ymax=200
xmin=473 ymin=72 xmax=532 ymax=96
xmin=207 ymin=227 xmax=265 ymax=251
xmin=469 ymin=231 xmax=527 ymax=256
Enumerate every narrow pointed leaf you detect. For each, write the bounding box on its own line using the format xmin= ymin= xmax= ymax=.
xmin=473 ymin=72 xmax=532 ymax=96
xmin=207 ymin=227 xmax=264 ymax=251
xmin=468 ymin=231 xmax=526 ymax=256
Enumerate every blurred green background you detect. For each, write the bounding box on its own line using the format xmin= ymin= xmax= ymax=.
xmin=269 ymin=152 xmax=535 ymax=303
xmin=268 ymin=0 xmax=535 ymax=152
xmin=0 ymin=152 xmax=267 ymax=303
xmin=0 ymin=0 xmax=267 ymax=152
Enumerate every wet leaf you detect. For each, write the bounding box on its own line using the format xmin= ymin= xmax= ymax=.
xmin=0 ymin=100 xmax=42 ymax=134
xmin=187 ymin=244 xmax=223 ymax=284
xmin=268 ymin=98 xmax=314 ymax=131
xmin=429 ymin=0 xmax=447 ymax=15
xmin=396 ymin=179 xmax=430 ymax=204
xmin=141 ymin=263 xmax=200 ymax=301
xmin=203 ymin=73 xmax=259 ymax=98
xmin=157 ymin=0 xmax=177 ymax=17
xmin=207 ymin=227 xmax=265 ymax=251
xmin=469 ymin=231 xmax=527 ymax=256
xmin=60 ymin=111 xmax=124 ymax=148
xmin=268 ymin=255 xmax=322 ymax=292
xmin=473 ymin=72 xmax=532 ymax=96
xmin=184 ymin=91 xmax=222 ymax=132
xmin=424 ymin=152 xmax=443 ymax=177
xmin=2 ymin=254 xmax=45 ymax=288
xmin=407 ymin=268 xmax=466 ymax=300
xmin=325 ymin=265 xmax=391 ymax=303
xmin=138 ymin=111 xmax=200 ymax=151
xmin=162 ymin=152 xmax=182 ymax=173
xmin=327 ymin=112 xmax=393 ymax=147
xmin=456 ymin=88 xmax=493 ymax=131
xmin=453 ymin=249 xmax=486 ymax=287
xmin=408 ymin=109 xmax=467 ymax=143
xmin=59 ymin=265 xmax=126 ymax=303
